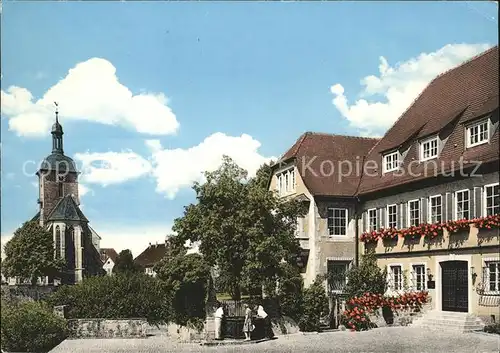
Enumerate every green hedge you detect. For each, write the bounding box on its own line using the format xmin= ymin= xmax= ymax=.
xmin=1 ymin=300 xmax=68 ymax=353
xmin=45 ymin=273 xmax=172 ymax=325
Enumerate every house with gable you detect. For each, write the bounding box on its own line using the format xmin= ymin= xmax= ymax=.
xmin=134 ymin=241 xmax=169 ymax=277
xmin=100 ymin=248 xmax=119 ymax=275
xmin=269 ymin=132 xmax=379 ymax=288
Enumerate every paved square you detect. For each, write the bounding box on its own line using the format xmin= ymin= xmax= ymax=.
xmin=51 ymin=327 xmax=499 ymax=353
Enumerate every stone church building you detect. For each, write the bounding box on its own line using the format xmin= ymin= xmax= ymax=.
xmin=27 ymin=110 xmax=104 ymax=285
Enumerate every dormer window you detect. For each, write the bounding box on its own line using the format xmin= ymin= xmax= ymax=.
xmin=466 ymin=119 xmax=489 ymax=148
xmin=420 ymin=136 xmax=439 ymax=161
xmin=276 ymin=168 xmax=296 ymax=196
xmin=383 ymin=151 xmax=399 ymax=173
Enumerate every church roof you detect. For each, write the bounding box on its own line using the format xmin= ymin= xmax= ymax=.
xmin=30 ymin=211 xmax=40 ymax=222
xmin=47 ymin=195 xmax=88 ymax=222
xmin=52 ymin=120 xmax=63 ymax=134
xmin=38 ymin=153 xmax=78 ymax=174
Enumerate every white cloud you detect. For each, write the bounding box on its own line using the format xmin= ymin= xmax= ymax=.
xmin=78 ymin=183 xmax=93 ymax=198
xmin=1 ymin=235 xmax=13 ymax=259
xmin=74 ymin=133 xmax=273 ymax=198
xmin=330 ymin=43 xmax=492 ymax=135
xmin=148 ymin=132 xmax=275 ymax=199
xmin=1 ymin=58 xmax=180 ymax=137
xmin=74 ymin=150 xmax=152 ymax=186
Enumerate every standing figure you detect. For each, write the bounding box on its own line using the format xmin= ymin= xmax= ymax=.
xmin=243 ymin=304 xmax=253 ymax=341
xmin=257 ymin=304 xmax=274 ymax=339
xmin=214 ymin=302 xmax=224 ymax=340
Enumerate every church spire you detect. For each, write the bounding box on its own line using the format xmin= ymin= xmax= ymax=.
xmin=51 ymin=102 xmax=64 ymax=154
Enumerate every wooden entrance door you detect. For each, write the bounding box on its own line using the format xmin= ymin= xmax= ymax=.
xmin=441 ymin=261 xmax=468 ymax=312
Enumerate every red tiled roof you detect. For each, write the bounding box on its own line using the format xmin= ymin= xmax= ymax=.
xmin=358 ymin=46 xmax=499 ymax=195
xmin=100 ymin=248 xmax=118 ymax=263
xmin=134 ymin=243 xmax=167 ymax=268
xmin=278 ymin=132 xmax=379 ymax=196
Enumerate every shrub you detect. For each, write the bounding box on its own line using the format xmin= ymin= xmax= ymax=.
xmin=277 ymin=263 xmax=304 ymax=320
xmin=45 ymin=273 xmax=171 ymax=325
xmin=484 ymin=322 xmax=500 ymax=335
xmin=344 ymin=253 xmax=387 ymax=299
xmin=298 ymin=277 xmax=329 ymax=332
xmin=1 ymin=299 xmax=68 ymax=353
xmin=341 ymin=291 xmax=429 ymax=331
xmin=340 ymin=306 xmax=375 ymax=331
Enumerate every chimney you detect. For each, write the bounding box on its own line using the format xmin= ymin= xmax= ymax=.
xmin=149 ymin=242 xmax=151 ymax=248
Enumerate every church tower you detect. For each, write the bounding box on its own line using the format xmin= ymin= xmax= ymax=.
xmin=35 ymin=104 xmax=98 ymax=284
xmin=37 ymin=106 xmax=81 ymax=226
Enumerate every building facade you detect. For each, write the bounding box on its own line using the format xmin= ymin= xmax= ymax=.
xmin=270 ymin=46 xmax=499 ymax=321
xmin=269 ymin=133 xmax=378 ymax=288
xmin=357 ymin=46 xmax=499 ymax=319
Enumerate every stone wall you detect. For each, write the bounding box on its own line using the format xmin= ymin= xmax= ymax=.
xmin=67 ymin=319 xmax=148 ymax=338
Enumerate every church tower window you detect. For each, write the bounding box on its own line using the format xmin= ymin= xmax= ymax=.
xmin=58 ymin=182 xmax=63 ymax=197
xmin=55 ymin=226 xmax=61 ymax=258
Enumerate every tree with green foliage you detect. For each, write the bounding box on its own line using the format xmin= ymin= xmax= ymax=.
xmin=113 ymin=249 xmax=143 ymax=274
xmin=2 ymin=221 xmax=65 ymax=285
xmin=171 ymin=156 xmax=306 ymax=300
xmin=343 ymin=252 xmax=387 ymax=299
xmin=154 ymin=252 xmax=211 ymax=329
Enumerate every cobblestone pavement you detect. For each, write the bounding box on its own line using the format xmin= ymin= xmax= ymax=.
xmin=51 ymin=327 xmax=499 ymax=353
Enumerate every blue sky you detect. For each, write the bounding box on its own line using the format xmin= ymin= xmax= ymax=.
xmin=1 ymin=1 xmax=498 ymax=256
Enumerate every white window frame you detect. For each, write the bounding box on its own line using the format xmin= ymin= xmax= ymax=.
xmin=484 ymin=183 xmax=499 ymax=217
xmin=483 ymin=258 xmax=500 ymax=295
xmin=386 ymin=204 xmax=398 ymax=229
xmin=387 ymin=264 xmax=404 ymax=292
xmin=466 ymin=119 xmax=490 ymax=148
xmin=407 ymin=199 xmax=421 ymax=227
xmin=367 ymin=208 xmax=377 ymax=231
xmin=455 ymin=189 xmax=470 ymax=220
xmin=428 ymin=195 xmax=442 ymax=224
xmin=327 ymin=208 xmax=348 ymax=236
xmin=383 ymin=151 xmax=399 ymax=173
xmin=420 ymin=136 xmax=439 ymax=161
xmin=327 ymin=260 xmax=351 ymax=294
xmin=410 ymin=263 xmax=427 ymax=291
xmin=276 ymin=168 xmax=296 ymax=196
